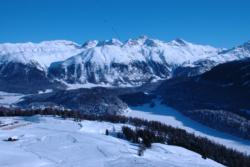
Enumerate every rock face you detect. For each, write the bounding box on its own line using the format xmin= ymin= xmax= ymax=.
xmin=0 ymin=37 xmax=250 ymax=93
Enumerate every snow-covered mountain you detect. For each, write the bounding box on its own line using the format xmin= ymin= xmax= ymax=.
xmin=0 ymin=36 xmax=250 ymax=93
xmin=48 ymin=36 xmax=221 ymax=86
xmin=217 ymin=41 xmax=250 ymax=61
xmin=0 ymin=40 xmax=82 ymax=93
xmin=0 ymin=40 xmax=81 ymax=70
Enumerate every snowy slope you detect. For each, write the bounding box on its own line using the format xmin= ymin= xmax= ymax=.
xmin=0 ymin=91 xmax=24 ymax=107
xmin=127 ymin=102 xmax=250 ymax=154
xmin=218 ymin=41 xmax=250 ymax=61
xmin=0 ymin=116 xmax=224 ymax=167
xmin=0 ymin=40 xmax=82 ymax=70
xmin=0 ymin=40 xmax=82 ymax=93
xmin=67 ymin=36 xmax=219 ymax=67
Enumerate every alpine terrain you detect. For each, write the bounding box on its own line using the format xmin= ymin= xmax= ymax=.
xmin=1 ymin=37 xmax=250 ymax=167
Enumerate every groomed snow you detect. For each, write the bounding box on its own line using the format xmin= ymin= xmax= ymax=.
xmin=0 ymin=116 xmax=223 ymax=167
xmin=127 ymin=102 xmax=250 ymax=154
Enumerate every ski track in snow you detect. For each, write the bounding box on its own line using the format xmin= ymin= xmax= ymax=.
xmin=127 ymin=102 xmax=250 ymax=154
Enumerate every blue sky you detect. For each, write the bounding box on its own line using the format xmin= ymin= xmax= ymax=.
xmin=0 ymin=0 xmax=249 ymax=48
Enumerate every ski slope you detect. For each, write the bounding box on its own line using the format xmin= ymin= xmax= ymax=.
xmin=0 ymin=116 xmax=223 ymax=167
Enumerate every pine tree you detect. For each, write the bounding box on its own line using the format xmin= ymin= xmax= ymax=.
xmin=105 ymin=129 xmax=109 ymax=135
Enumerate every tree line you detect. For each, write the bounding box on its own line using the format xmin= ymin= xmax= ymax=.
xmin=0 ymin=107 xmax=250 ymax=167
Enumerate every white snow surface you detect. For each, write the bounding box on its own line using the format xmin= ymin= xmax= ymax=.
xmin=38 ymin=89 xmax=53 ymax=94
xmin=62 ymin=36 xmax=220 ymax=68
xmin=0 ymin=91 xmax=24 ymax=107
xmin=0 ymin=37 xmax=222 ymax=70
xmin=0 ymin=40 xmax=82 ymax=69
xmin=0 ymin=116 xmax=224 ymax=167
xmin=219 ymin=41 xmax=250 ymax=61
xmin=127 ymin=102 xmax=250 ymax=154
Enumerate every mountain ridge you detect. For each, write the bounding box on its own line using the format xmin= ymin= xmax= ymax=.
xmin=0 ymin=36 xmax=250 ymax=93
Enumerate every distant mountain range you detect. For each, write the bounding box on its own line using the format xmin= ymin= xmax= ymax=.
xmin=1 ymin=36 xmax=250 ymax=140
xmin=1 ymin=36 xmax=250 ymax=93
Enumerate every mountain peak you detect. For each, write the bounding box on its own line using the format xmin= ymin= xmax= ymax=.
xmin=124 ymin=35 xmax=162 ymax=47
xmin=138 ymin=35 xmax=148 ymax=40
xmin=170 ymin=38 xmax=188 ymax=46
xmin=97 ymin=38 xmax=123 ymax=46
xmin=144 ymin=38 xmax=160 ymax=47
xmin=241 ymin=41 xmax=250 ymax=49
xmin=124 ymin=36 xmax=148 ymax=46
xmin=225 ymin=40 xmax=250 ymax=53
xmin=82 ymin=40 xmax=99 ymax=48
xmin=135 ymin=35 xmax=149 ymax=43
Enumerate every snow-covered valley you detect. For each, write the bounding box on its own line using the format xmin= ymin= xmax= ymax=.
xmin=127 ymin=102 xmax=250 ymax=154
xmin=1 ymin=90 xmax=250 ymax=155
xmin=0 ymin=116 xmax=224 ymax=167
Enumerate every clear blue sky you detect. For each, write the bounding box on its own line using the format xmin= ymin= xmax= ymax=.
xmin=0 ymin=0 xmax=249 ymax=48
